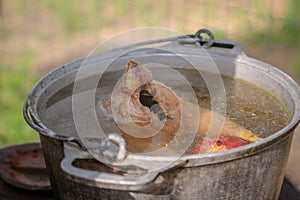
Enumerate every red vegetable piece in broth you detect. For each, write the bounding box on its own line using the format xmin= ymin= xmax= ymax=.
xmin=192 ymin=136 xmax=250 ymax=154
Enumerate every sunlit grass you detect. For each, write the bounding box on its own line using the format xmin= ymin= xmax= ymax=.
xmin=292 ymin=50 xmax=300 ymax=77
xmin=0 ymin=53 xmax=39 ymax=145
xmin=0 ymin=0 xmax=299 ymax=145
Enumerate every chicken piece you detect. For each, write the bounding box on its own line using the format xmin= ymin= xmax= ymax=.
xmin=101 ymin=60 xmax=261 ymax=153
xmin=106 ymin=60 xmax=182 ymax=152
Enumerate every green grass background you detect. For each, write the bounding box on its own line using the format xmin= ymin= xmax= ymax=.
xmin=0 ymin=0 xmax=299 ymax=145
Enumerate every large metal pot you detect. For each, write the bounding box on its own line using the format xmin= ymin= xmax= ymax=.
xmin=24 ymin=29 xmax=300 ymax=200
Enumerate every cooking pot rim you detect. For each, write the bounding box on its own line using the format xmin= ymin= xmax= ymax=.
xmin=24 ymin=43 xmax=300 ymax=165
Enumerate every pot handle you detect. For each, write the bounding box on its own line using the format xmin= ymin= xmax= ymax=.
xmin=23 ymin=97 xmax=47 ymax=134
xmin=176 ymin=37 xmax=245 ymax=56
xmin=211 ymin=39 xmax=244 ymax=54
xmin=175 ymin=28 xmax=244 ymax=55
xmin=23 ymin=97 xmax=87 ymax=150
xmin=60 ymin=144 xmax=159 ymax=191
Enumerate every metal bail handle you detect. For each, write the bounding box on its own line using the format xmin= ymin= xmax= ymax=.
xmin=194 ymin=28 xmax=215 ymax=48
xmin=177 ymin=28 xmax=215 ymax=48
xmin=177 ymin=28 xmax=244 ymax=55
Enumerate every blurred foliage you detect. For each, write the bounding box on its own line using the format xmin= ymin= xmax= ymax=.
xmin=281 ymin=0 xmax=300 ymax=76
xmin=246 ymin=0 xmax=300 ymax=76
xmin=279 ymin=0 xmax=300 ymax=46
xmin=0 ymin=53 xmax=39 ymax=145
xmin=0 ymin=0 xmax=299 ymax=145
xmin=42 ymin=0 xmax=103 ymax=33
xmin=41 ymin=0 xmax=171 ymax=34
xmin=283 ymin=0 xmax=300 ymax=76
xmin=292 ymin=50 xmax=300 ymax=77
xmin=249 ymin=0 xmax=300 ymax=46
